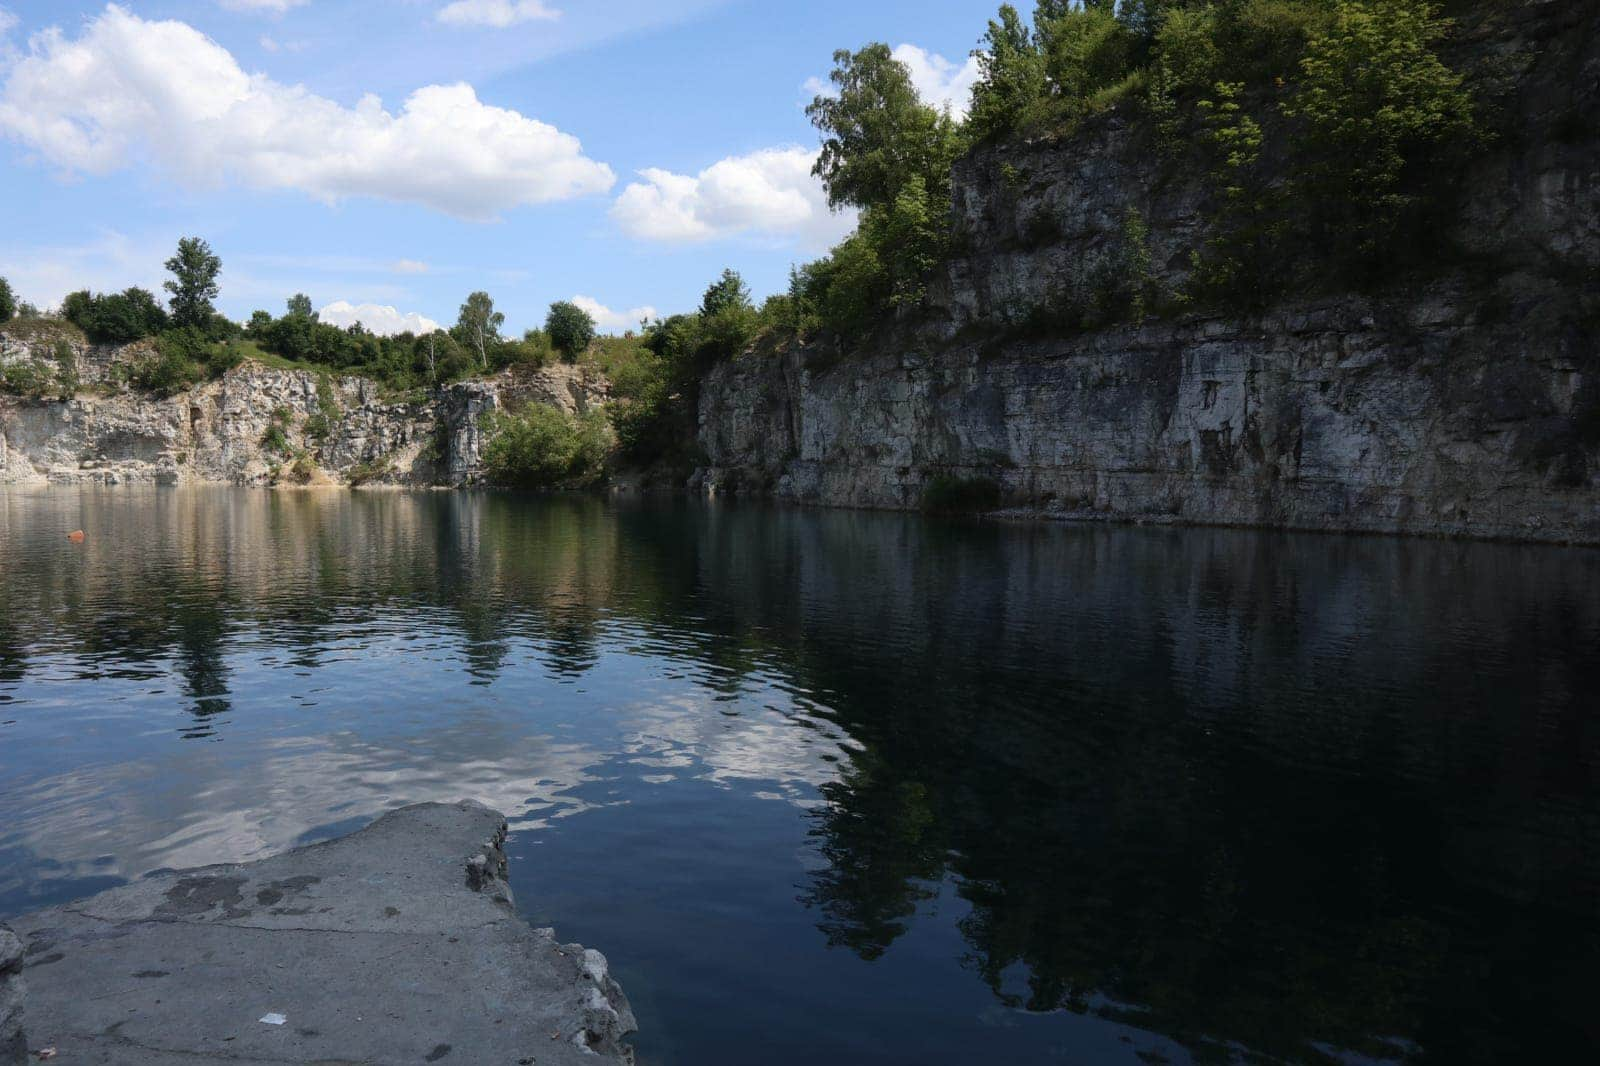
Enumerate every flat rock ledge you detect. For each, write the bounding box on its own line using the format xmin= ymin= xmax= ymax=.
xmin=0 ymin=801 xmax=635 ymax=1065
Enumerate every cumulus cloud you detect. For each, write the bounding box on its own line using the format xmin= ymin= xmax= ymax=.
xmin=611 ymin=146 xmax=854 ymax=248
xmin=219 ymin=0 xmax=308 ymax=12
xmin=0 ymin=5 xmax=614 ymax=220
xmin=318 ymin=300 xmax=441 ymax=336
xmin=891 ymin=44 xmax=981 ymax=119
xmin=437 ymin=0 xmax=560 ymax=27
xmin=570 ymin=295 xmax=657 ymax=334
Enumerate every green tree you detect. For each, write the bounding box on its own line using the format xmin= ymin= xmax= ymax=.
xmin=700 ymin=269 xmax=752 ymax=318
xmin=163 ymin=237 xmax=221 ymax=330
xmin=545 ymin=301 xmax=596 ymax=363
xmin=286 ymin=293 xmax=317 ymax=320
xmin=968 ymin=5 xmax=1048 ymax=142
xmin=454 ymin=291 xmax=504 ymax=368
xmin=1283 ymin=0 xmax=1476 ymax=259
xmin=806 ymin=42 xmax=963 ymax=213
xmin=0 ymin=277 xmax=15 ymax=324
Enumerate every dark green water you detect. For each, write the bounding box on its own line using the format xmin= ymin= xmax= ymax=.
xmin=1 ymin=488 xmax=1597 ymax=1064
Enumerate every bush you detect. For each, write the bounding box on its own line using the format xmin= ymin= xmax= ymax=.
xmin=61 ymin=288 xmax=169 ymax=344
xmin=480 ymin=404 xmax=612 ymax=488
xmin=0 ymin=360 xmax=55 ymax=399
xmin=0 ymin=277 xmax=14 ymax=324
xmin=346 ymin=456 xmax=393 ymax=486
xmin=922 ymin=475 xmax=1002 ymax=515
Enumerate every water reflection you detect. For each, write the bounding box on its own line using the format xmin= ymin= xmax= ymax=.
xmin=1 ymin=487 xmax=1597 ymax=1064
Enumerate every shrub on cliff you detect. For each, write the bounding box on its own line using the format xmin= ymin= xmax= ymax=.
xmin=480 ymin=405 xmax=612 ymax=489
xmin=0 ymin=277 xmax=15 ymax=324
xmin=61 ymin=287 xmax=169 ymax=344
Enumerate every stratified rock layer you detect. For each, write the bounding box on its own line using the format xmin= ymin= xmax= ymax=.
xmin=3 ymin=801 xmax=635 ymax=1065
xmin=695 ymin=0 xmax=1600 ymax=544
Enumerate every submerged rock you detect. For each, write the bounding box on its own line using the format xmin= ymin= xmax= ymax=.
xmin=3 ymin=801 xmax=635 ymax=1064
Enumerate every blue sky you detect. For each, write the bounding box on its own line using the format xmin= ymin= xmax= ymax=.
xmin=0 ymin=0 xmax=998 ymax=335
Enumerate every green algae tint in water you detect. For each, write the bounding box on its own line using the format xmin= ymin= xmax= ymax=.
xmin=1 ymin=487 xmax=1598 ymax=1064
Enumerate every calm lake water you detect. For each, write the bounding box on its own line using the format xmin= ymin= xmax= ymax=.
xmin=1 ymin=487 xmax=1598 ymax=1064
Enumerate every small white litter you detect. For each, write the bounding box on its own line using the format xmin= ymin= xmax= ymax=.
xmin=259 ymin=1013 xmax=288 ymax=1026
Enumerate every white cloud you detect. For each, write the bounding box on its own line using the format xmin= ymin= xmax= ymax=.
xmin=437 ymin=0 xmax=560 ymax=28
xmin=0 ymin=9 xmax=17 ymax=37
xmin=891 ymin=44 xmax=981 ymax=119
xmin=219 ymin=0 xmax=309 ymax=12
xmin=318 ymin=300 xmax=441 ymax=336
xmin=391 ymin=259 xmax=429 ymax=275
xmin=611 ymin=146 xmax=855 ymax=248
xmin=804 ymin=45 xmax=980 ymax=119
xmin=570 ymin=295 xmax=657 ymax=334
xmin=0 ymin=4 xmax=614 ymax=220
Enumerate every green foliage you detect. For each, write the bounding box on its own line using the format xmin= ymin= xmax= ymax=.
xmin=303 ymin=373 xmax=340 ymax=440
xmin=454 ymin=291 xmax=504 ymax=368
xmin=346 ymin=455 xmax=393 ymax=486
xmin=61 ymin=287 xmax=169 ymax=344
xmin=700 ymin=269 xmax=752 ymax=318
xmin=1040 ymin=4 xmax=1135 ymax=107
xmin=480 ymin=404 xmax=612 ymax=489
xmin=969 ymin=5 xmax=1049 ymax=142
xmin=0 ymin=359 xmax=56 ymax=399
xmin=922 ymin=475 xmax=1002 ymax=515
xmin=52 ymin=340 xmax=80 ymax=397
xmin=807 ymin=43 xmax=965 ymax=214
xmin=0 ymin=277 xmax=14 ymax=324
xmin=545 ymin=301 xmax=597 ymax=362
xmin=123 ymin=326 xmax=238 ymax=396
xmin=163 ymin=237 xmax=221 ymax=330
xmin=1284 ymin=0 xmax=1477 ymax=262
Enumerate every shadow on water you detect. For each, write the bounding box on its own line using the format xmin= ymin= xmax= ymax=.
xmin=0 ymin=487 xmax=1598 ymax=1064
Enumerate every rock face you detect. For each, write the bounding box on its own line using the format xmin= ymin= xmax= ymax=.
xmin=0 ymin=927 xmax=23 ymax=1066
xmin=696 ymin=0 xmax=1600 ymax=544
xmin=0 ymin=340 xmax=608 ymax=489
xmin=3 ymin=801 xmax=635 ymax=1065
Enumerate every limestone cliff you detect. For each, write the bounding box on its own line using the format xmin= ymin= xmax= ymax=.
xmin=0 ymin=328 xmax=607 ymax=488
xmin=696 ymin=0 xmax=1600 ymax=543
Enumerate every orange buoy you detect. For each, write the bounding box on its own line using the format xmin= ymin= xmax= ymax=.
xmin=67 ymin=530 xmax=85 ymax=543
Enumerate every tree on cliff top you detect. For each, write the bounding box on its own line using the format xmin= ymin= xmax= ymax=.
xmin=0 ymin=278 xmax=15 ymax=324
xmin=545 ymin=301 xmax=596 ymax=363
xmin=807 ymin=43 xmax=963 ymax=214
xmin=287 ymin=293 xmax=317 ymax=320
xmin=700 ymin=269 xmax=752 ymax=318
xmin=454 ymin=291 xmax=504 ymax=368
xmin=163 ymin=237 xmax=221 ymax=330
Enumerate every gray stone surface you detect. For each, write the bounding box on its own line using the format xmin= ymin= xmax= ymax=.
xmin=4 ymin=801 xmax=635 ymax=1064
xmin=1 ymin=926 xmax=24 ymax=1065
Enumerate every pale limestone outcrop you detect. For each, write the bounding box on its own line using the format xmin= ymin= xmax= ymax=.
xmin=0 ymin=350 xmax=607 ymax=489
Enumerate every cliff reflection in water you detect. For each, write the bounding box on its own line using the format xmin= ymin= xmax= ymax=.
xmin=1 ymin=487 xmax=1597 ymax=1064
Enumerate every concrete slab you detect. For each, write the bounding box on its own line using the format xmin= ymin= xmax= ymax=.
xmin=2 ymin=801 xmax=636 ymax=1064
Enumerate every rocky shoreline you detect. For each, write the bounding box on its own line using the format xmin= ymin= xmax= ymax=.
xmin=0 ymin=801 xmax=634 ymax=1065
